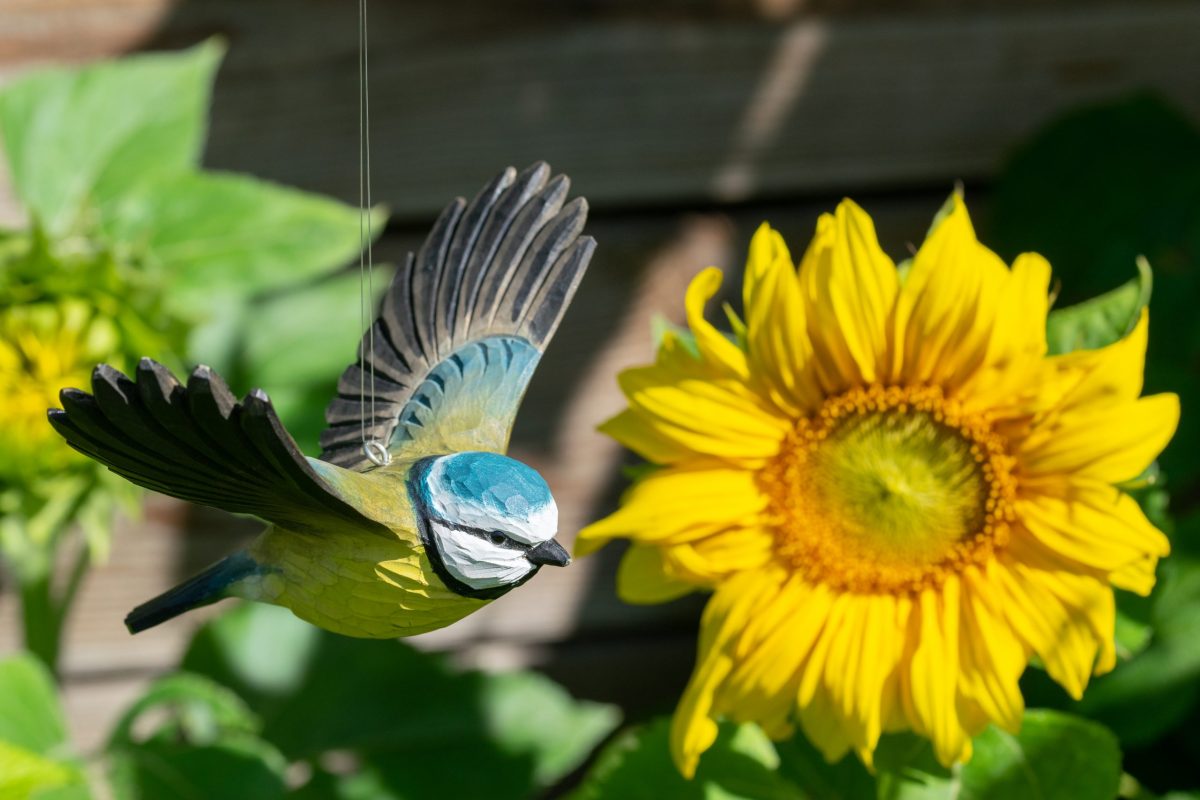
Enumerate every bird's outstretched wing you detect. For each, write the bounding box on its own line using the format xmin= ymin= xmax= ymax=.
xmin=319 ymin=162 xmax=595 ymax=469
xmin=49 ymin=359 xmax=389 ymax=537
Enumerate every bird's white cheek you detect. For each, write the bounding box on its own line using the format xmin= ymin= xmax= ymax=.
xmin=431 ymin=525 xmax=532 ymax=591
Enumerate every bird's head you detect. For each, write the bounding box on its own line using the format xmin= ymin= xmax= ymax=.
xmin=408 ymin=451 xmax=570 ymax=599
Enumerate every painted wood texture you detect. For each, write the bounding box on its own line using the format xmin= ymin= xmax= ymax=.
xmin=2 ymin=0 xmax=1199 ymax=749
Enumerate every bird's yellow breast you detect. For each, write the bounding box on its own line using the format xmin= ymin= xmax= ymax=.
xmin=243 ymin=522 xmax=487 ymax=640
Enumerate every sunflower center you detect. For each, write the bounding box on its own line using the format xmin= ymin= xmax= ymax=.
xmin=761 ymin=385 xmax=1015 ymax=593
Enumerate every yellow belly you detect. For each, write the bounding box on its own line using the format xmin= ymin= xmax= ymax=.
xmin=243 ymin=525 xmax=487 ymax=639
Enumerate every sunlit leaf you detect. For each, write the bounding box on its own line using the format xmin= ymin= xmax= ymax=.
xmin=108 ymin=673 xmax=261 ymax=749
xmin=775 ymin=712 xmax=1120 ymax=800
xmin=571 ymin=718 xmax=802 ymax=800
xmin=0 ymin=741 xmax=84 ymax=800
xmin=1045 ymin=258 xmax=1152 ymax=355
xmin=0 ymin=655 xmax=68 ymax=755
xmin=99 ymin=172 xmax=383 ymax=313
xmin=0 ymin=41 xmax=222 ymax=236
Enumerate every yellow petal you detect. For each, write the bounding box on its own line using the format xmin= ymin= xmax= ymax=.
xmin=903 ymin=577 xmax=970 ymax=767
xmin=1020 ymin=393 xmax=1179 ymax=483
xmin=598 ymin=409 xmax=697 ymax=466
xmin=718 ymin=576 xmax=823 ymax=727
xmin=892 ymin=194 xmax=1009 ymax=392
xmin=743 ymin=224 xmax=823 ymax=417
xmin=664 ymin=525 xmax=776 ymax=583
xmin=822 ymin=593 xmax=899 ymax=755
xmin=957 ymin=569 xmax=1025 ymax=734
xmin=576 ymin=464 xmax=767 ymax=556
xmin=616 ymin=543 xmax=698 ymax=604
xmin=1016 ymin=478 xmax=1169 ymax=592
xmin=1045 ymin=309 xmax=1150 ymax=414
xmin=966 ymin=252 xmax=1052 ymax=408
xmin=992 ymin=555 xmax=1109 ymax=698
xmin=616 ymin=363 xmax=789 ymax=465
xmin=670 ymin=570 xmax=783 ymax=778
xmin=686 ymin=267 xmax=751 ymax=380
xmin=797 ymin=687 xmax=854 ymax=763
xmin=743 ymin=222 xmax=790 ymax=312
xmin=799 ymin=201 xmax=898 ymax=392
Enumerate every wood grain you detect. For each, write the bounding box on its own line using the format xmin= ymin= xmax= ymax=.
xmin=1 ymin=2 xmax=1197 ymax=217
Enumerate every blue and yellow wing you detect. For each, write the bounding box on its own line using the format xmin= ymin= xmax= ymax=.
xmin=318 ymin=163 xmax=595 ymax=466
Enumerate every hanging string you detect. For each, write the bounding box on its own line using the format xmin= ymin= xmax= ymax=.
xmin=358 ymin=0 xmax=389 ymax=467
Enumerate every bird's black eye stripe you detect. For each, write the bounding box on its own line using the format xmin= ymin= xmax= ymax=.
xmin=465 ymin=526 xmax=526 ymax=551
xmin=428 ymin=518 xmax=530 ymax=551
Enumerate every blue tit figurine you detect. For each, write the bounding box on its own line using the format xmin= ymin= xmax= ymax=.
xmin=48 ymin=163 xmax=595 ymax=638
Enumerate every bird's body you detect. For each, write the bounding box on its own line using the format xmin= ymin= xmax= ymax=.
xmin=239 ymin=459 xmax=482 ymax=639
xmin=50 ymin=164 xmax=593 ymax=638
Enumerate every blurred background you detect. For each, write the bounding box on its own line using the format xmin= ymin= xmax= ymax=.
xmin=2 ymin=1 xmax=1199 ymax=797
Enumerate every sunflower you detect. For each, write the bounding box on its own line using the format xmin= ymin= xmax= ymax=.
xmin=576 ymin=196 xmax=1178 ymax=775
xmin=0 ymin=300 xmax=118 ymax=479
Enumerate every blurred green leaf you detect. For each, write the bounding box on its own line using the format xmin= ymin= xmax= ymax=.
xmin=775 ymin=712 xmax=1120 ymax=800
xmin=958 ymin=711 xmax=1121 ymax=799
xmin=0 ymin=741 xmax=85 ymax=800
xmin=107 ymin=734 xmax=287 ymax=800
xmin=0 ymin=41 xmax=222 ymax=237
xmin=0 ymin=654 xmax=68 ymax=755
xmin=244 ymin=270 xmax=389 ymax=391
xmin=651 ymin=314 xmax=700 ymax=359
xmin=1046 ymin=257 xmax=1152 ymax=355
xmin=108 ymin=673 xmax=260 ymax=749
xmin=571 ymin=718 xmax=802 ymax=800
xmin=101 ymin=171 xmax=383 ymax=313
xmin=1114 ymin=607 xmax=1154 ymax=662
xmin=480 ymin=671 xmax=622 ymax=787
xmin=105 ymin=670 xmax=286 ymax=800
xmin=181 ymin=603 xmax=320 ymax=699
xmin=182 ymin=603 xmax=619 ymax=798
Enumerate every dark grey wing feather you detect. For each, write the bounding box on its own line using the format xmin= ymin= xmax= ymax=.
xmin=319 ymin=162 xmax=595 ymax=468
xmin=49 ymin=360 xmax=388 ymax=535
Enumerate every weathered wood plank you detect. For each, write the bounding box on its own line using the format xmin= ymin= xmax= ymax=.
xmin=1 ymin=2 xmax=1196 ymax=219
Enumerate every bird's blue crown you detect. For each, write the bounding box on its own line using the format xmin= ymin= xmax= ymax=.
xmin=432 ymin=451 xmax=553 ymax=520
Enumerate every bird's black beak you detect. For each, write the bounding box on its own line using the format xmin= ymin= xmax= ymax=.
xmin=527 ymin=538 xmax=571 ymax=567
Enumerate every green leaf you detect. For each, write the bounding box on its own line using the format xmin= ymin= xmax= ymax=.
xmin=651 ymin=314 xmax=701 ymax=359
xmin=958 ymin=711 xmax=1121 ymax=799
xmin=0 ymin=655 xmax=68 ymax=756
xmin=100 ymin=171 xmax=382 ymax=313
xmin=775 ymin=712 xmax=1121 ymax=800
xmin=0 ymin=741 xmax=84 ymax=800
xmin=243 ymin=270 xmax=389 ymax=390
xmin=181 ymin=603 xmax=620 ymax=798
xmin=480 ymin=671 xmax=622 ymax=786
xmin=571 ymin=718 xmax=803 ymax=800
xmin=1045 ymin=257 xmax=1152 ymax=355
xmin=107 ymin=673 xmax=261 ymax=749
xmin=0 ymin=40 xmax=222 ymax=236
xmin=105 ymin=671 xmax=285 ymax=800
xmin=179 ymin=603 xmax=320 ymax=699
xmin=107 ymin=734 xmax=286 ymax=800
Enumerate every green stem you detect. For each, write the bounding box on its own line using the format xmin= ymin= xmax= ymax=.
xmin=20 ymin=572 xmax=62 ymax=676
xmin=58 ymin=542 xmax=91 ymax=625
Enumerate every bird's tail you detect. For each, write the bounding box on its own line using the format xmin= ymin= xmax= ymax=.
xmin=125 ymin=551 xmax=262 ymax=634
